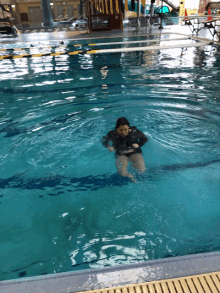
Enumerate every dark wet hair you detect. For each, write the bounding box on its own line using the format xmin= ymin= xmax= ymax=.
xmin=115 ymin=117 xmax=130 ymax=129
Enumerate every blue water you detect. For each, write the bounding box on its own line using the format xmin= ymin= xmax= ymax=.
xmin=0 ymin=35 xmax=220 ymax=281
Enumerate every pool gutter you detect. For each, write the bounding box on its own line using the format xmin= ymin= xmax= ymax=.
xmin=0 ymin=251 xmax=220 ymax=293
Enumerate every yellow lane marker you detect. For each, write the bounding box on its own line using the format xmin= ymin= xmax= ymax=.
xmin=31 ymin=54 xmax=46 ymax=57
xmin=86 ymin=50 xmax=97 ymax=54
xmin=13 ymin=55 xmax=31 ymax=58
xmin=74 ymin=44 xmax=82 ymax=47
xmin=68 ymin=50 xmax=83 ymax=55
xmin=50 ymin=52 xmax=66 ymax=56
xmin=88 ymin=43 xmax=97 ymax=46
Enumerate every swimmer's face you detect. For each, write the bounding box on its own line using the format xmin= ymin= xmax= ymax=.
xmin=116 ymin=125 xmax=130 ymax=138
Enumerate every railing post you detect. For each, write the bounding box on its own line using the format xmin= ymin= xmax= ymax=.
xmin=137 ymin=0 xmax=140 ymax=17
xmin=150 ymin=0 xmax=155 ymax=23
xmin=137 ymin=0 xmax=140 ymax=31
xmin=41 ymin=0 xmax=55 ymax=27
xmin=159 ymin=0 xmax=163 ymax=29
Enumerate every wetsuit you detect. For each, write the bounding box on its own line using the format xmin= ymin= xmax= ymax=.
xmin=102 ymin=126 xmax=148 ymax=158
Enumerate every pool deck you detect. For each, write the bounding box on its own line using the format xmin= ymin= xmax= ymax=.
xmin=0 ymin=23 xmax=219 ymax=46
xmin=0 ymin=252 xmax=220 ymax=292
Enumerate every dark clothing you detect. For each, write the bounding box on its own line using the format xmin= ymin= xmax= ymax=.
xmin=102 ymin=126 xmax=148 ymax=157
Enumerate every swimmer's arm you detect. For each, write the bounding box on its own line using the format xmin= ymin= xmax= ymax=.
xmin=136 ymin=130 xmax=148 ymax=147
xmin=102 ymin=131 xmax=115 ymax=151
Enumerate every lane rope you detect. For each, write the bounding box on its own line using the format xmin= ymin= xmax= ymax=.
xmin=88 ymin=36 xmax=191 ymax=46
xmin=0 ymin=34 xmax=191 ymax=52
xmin=0 ymin=32 xmax=188 ymax=52
xmin=0 ymin=41 xmax=209 ymax=60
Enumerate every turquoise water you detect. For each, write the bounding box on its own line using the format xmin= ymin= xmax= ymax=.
xmin=0 ymin=35 xmax=220 ymax=281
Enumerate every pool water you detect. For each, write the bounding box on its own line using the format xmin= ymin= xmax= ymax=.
xmin=0 ymin=35 xmax=220 ymax=281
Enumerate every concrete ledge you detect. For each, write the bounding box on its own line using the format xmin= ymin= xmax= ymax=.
xmin=1 ymin=252 xmax=220 ymax=293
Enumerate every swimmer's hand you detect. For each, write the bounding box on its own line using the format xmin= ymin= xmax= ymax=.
xmin=122 ymin=149 xmax=134 ymax=154
xmin=108 ymin=146 xmax=115 ymax=152
xmin=132 ymin=143 xmax=139 ymax=148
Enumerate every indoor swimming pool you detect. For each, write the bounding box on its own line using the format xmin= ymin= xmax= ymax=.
xmin=0 ymin=34 xmax=220 ymax=282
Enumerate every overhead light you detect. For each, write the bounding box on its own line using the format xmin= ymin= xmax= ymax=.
xmin=12 ymin=4 xmax=15 ymax=8
xmin=50 ymin=3 xmax=53 ymax=5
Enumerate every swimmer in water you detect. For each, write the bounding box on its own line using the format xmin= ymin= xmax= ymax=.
xmin=102 ymin=117 xmax=148 ymax=182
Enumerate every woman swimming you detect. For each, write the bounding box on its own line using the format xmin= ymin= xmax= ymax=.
xmin=102 ymin=117 xmax=148 ymax=182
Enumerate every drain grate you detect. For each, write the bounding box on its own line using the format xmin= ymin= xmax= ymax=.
xmin=77 ymin=272 xmax=220 ymax=293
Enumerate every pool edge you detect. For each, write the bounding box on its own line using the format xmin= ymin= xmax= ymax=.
xmin=1 ymin=251 xmax=220 ymax=292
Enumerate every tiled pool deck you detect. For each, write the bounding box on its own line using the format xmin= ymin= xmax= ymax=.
xmin=0 ymin=23 xmax=220 ymax=292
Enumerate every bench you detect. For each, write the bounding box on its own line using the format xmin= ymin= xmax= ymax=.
xmin=183 ymin=17 xmax=220 ymax=39
xmin=200 ymin=18 xmax=220 ymax=39
xmin=183 ymin=17 xmax=201 ymax=34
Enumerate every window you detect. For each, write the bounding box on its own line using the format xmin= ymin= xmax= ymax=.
xmin=20 ymin=13 xmax=29 ymax=21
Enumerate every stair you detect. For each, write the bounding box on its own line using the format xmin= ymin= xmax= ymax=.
xmin=163 ymin=0 xmax=179 ymax=10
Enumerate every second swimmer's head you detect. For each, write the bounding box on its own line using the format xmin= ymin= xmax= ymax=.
xmin=115 ymin=117 xmax=130 ymax=138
